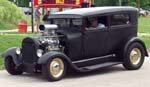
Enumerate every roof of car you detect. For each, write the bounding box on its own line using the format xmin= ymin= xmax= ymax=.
xmin=49 ymin=6 xmax=137 ymax=18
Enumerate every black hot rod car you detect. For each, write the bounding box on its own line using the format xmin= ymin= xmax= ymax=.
xmin=2 ymin=7 xmax=148 ymax=81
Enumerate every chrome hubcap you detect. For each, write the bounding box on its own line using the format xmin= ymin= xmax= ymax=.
xmin=50 ymin=58 xmax=64 ymax=78
xmin=130 ymin=48 xmax=141 ymax=65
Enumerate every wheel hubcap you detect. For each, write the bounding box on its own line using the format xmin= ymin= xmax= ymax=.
xmin=50 ymin=58 xmax=64 ymax=78
xmin=130 ymin=48 xmax=141 ymax=65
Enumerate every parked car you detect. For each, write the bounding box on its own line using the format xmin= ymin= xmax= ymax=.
xmin=19 ymin=7 xmax=32 ymax=15
xmin=137 ymin=8 xmax=149 ymax=16
xmin=2 ymin=6 xmax=148 ymax=81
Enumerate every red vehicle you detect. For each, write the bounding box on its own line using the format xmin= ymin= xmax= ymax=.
xmin=34 ymin=0 xmax=92 ymax=8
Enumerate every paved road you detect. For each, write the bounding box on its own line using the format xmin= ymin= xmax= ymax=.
xmin=0 ymin=57 xmax=150 ymax=87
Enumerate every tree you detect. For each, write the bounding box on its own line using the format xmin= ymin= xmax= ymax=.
xmin=94 ymin=0 xmax=150 ymax=10
xmin=0 ymin=0 xmax=25 ymax=24
xmin=9 ymin=0 xmax=30 ymax=7
xmin=8 ymin=0 xmax=150 ymax=10
xmin=18 ymin=0 xmax=30 ymax=7
xmin=94 ymin=0 xmax=118 ymax=6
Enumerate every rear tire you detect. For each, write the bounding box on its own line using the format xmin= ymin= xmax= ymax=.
xmin=5 ymin=56 xmax=23 ymax=75
xmin=42 ymin=57 xmax=67 ymax=81
xmin=123 ymin=42 xmax=145 ymax=70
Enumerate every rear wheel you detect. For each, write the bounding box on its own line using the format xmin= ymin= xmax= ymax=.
xmin=5 ymin=56 xmax=23 ymax=75
xmin=123 ymin=42 xmax=145 ymax=70
xmin=42 ymin=57 xmax=67 ymax=81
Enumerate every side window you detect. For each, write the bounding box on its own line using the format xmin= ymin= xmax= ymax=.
xmin=72 ymin=19 xmax=82 ymax=26
xmin=52 ymin=19 xmax=70 ymax=28
xmin=86 ymin=16 xmax=108 ymax=30
xmin=111 ymin=14 xmax=130 ymax=26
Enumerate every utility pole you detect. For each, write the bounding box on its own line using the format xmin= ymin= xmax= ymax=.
xmin=138 ymin=0 xmax=140 ymax=14
xmin=31 ymin=0 xmax=34 ymax=33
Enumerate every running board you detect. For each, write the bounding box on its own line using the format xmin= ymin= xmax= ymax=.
xmin=80 ymin=62 xmax=122 ymax=71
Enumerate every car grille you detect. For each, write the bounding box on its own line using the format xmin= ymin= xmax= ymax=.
xmin=22 ymin=37 xmax=39 ymax=64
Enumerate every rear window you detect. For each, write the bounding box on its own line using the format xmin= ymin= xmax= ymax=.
xmin=110 ymin=14 xmax=130 ymax=26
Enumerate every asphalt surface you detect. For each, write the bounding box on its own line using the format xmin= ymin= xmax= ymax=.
xmin=0 ymin=57 xmax=150 ymax=87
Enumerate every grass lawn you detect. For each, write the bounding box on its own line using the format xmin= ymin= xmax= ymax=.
xmin=138 ymin=16 xmax=150 ymax=48
xmin=0 ymin=15 xmax=31 ymax=30
xmin=0 ymin=17 xmax=149 ymax=70
xmin=0 ymin=35 xmax=28 ymax=69
xmin=139 ymin=35 xmax=150 ymax=48
xmin=138 ymin=16 xmax=150 ymax=33
xmin=0 ymin=22 xmax=17 ymax=30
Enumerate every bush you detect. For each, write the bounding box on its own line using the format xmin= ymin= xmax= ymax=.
xmin=128 ymin=2 xmax=137 ymax=7
xmin=0 ymin=0 xmax=25 ymax=25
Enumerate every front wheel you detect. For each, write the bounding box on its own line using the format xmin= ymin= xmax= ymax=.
xmin=42 ymin=57 xmax=67 ymax=81
xmin=5 ymin=56 xmax=23 ymax=75
xmin=123 ymin=42 xmax=145 ymax=70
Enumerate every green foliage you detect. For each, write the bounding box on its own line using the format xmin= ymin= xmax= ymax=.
xmin=0 ymin=17 xmax=150 ymax=69
xmin=8 ymin=0 xmax=150 ymax=10
xmin=94 ymin=0 xmax=118 ymax=6
xmin=138 ymin=17 xmax=150 ymax=33
xmin=0 ymin=35 xmax=28 ymax=69
xmin=128 ymin=2 xmax=137 ymax=7
xmin=9 ymin=0 xmax=30 ymax=7
xmin=18 ymin=0 xmax=30 ymax=7
xmin=0 ymin=0 xmax=25 ymax=24
xmin=94 ymin=0 xmax=150 ymax=10
xmin=140 ymin=36 xmax=150 ymax=49
xmin=0 ymin=22 xmax=17 ymax=30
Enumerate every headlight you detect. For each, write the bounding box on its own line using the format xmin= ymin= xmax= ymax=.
xmin=37 ymin=49 xmax=43 ymax=57
xmin=16 ymin=48 xmax=21 ymax=54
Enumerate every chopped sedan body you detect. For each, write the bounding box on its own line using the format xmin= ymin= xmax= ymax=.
xmin=2 ymin=6 xmax=148 ymax=81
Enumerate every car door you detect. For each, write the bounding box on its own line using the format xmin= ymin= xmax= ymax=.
xmin=83 ymin=15 xmax=108 ymax=58
xmin=107 ymin=13 xmax=137 ymax=54
xmin=83 ymin=15 xmax=108 ymax=59
xmin=83 ymin=28 xmax=109 ymax=59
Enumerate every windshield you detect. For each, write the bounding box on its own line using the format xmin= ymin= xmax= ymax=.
xmin=51 ymin=18 xmax=82 ymax=29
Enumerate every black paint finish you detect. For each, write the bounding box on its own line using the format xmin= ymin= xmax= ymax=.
xmin=2 ymin=7 xmax=148 ymax=73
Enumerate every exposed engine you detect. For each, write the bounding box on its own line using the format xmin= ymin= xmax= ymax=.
xmin=39 ymin=24 xmax=63 ymax=52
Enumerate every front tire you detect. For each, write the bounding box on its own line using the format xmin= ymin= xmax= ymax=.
xmin=42 ymin=57 xmax=67 ymax=81
xmin=5 ymin=56 xmax=23 ymax=75
xmin=123 ymin=42 xmax=145 ymax=70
